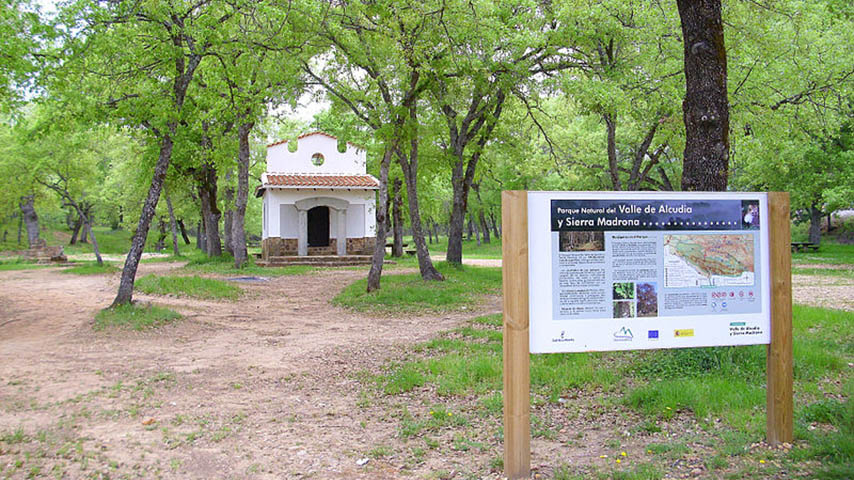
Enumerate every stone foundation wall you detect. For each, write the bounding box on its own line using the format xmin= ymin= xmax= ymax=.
xmin=347 ymin=237 xmax=376 ymax=255
xmin=262 ymin=237 xmax=376 ymax=258
xmin=262 ymin=237 xmax=298 ymax=258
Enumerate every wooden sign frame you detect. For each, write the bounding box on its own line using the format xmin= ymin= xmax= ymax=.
xmin=501 ymin=191 xmax=793 ymax=479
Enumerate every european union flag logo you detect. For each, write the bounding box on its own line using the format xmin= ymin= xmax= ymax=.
xmin=648 ymin=330 xmax=659 ymax=339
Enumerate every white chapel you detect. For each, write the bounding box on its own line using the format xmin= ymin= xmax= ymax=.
xmin=256 ymin=132 xmax=378 ymax=262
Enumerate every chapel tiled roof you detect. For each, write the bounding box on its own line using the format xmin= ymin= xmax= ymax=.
xmin=256 ymin=173 xmax=380 ymax=196
xmin=265 ymin=174 xmax=379 ymax=188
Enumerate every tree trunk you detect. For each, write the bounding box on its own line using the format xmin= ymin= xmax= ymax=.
xmin=165 ymin=190 xmax=180 ymax=256
xmin=196 ymin=220 xmax=205 ymax=251
xmin=434 ymin=222 xmax=440 ymax=244
xmin=79 ymin=204 xmax=91 ymax=243
xmin=473 ymin=213 xmax=481 ymax=246
xmin=489 ymin=211 xmax=500 ymax=239
xmin=112 ymin=132 xmax=175 ymax=306
xmin=366 ymin=146 xmax=395 ymax=292
xmin=19 ymin=195 xmax=40 ymax=248
xmin=391 ymin=178 xmax=404 ymax=257
xmin=223 ymin=170 xmax=234 ymax=256
xmin=177 ymin=219 xmax=191 ymax=245
xmin=809 ymin=204 xmax=822 ymax=245
xmin=197 ymin=164 xmax=222 ymax=257
xmin=232 ymin=121 xmax=253 ymax=268
xmin=70 ymin=214 xmax=83 ymax=245
xmin=478 ymin=209 xmax=490 ymax=244
xmin=223 ymin=208 xmax=234 ymax=255
xmin=395 ymin=112 xmax=443 ymax=281
xmin=17 ymin=211 xmax=22 ymax=245
xmin=677 ymin=0 xmax=730 ymax=191
xmin=155 ymin=218 xmax=167 ymax=251
xmin=466 ymin=216 xmax=474 ymax=241
xmin=427 ymin=219 xmax=433 ymax=244
xmin=81 ymin=209 xmax=103 ymax=266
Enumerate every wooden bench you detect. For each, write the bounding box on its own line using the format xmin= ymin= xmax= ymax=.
xmin=405 ymin=249 xmax=416 ymax=256
xmin=791 ymin=242 xmax=819 ymax=252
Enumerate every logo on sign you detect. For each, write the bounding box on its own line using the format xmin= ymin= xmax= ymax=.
xmin=552 ymin=330 xmax=575 ymax=343
xmin=648 ymin=330 xmax=659 ymax=340
xmin=674 ymin=329 xmax=695 ymax=338
xmin=614 ymin=327 xmax=633 ymax=341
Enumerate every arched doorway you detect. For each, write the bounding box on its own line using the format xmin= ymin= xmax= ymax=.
xmin=307 ymin=206 xmax=330 ymax=247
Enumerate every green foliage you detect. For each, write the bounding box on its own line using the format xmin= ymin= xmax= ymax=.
xmin=94 ymin=304 xmax=181 ymax=331
xmin=612 ymin=282 xmax=635 ymax=300
xmin=333 ymin=263 xmax=501 ymax=313
xmin=135 ymin=274 xmax=242 ymax=300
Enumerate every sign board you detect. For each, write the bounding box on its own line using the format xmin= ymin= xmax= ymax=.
xmin=527 ymin=191 xmax=771 ymax=353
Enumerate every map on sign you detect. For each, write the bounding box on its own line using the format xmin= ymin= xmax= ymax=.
xmin=663 ymin=234 xmax=754 ymax=288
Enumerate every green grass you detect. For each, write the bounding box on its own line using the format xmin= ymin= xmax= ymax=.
xmin=140 ymin=255 xmax=190 ymax=264
xmin=180 ymin=252 xmax=314 ymax=277
xmin=792 ymin=267 xmax=854 ymax=279
xmin=59 ymin=261 xmax=120 ymax=275
xmin=792 ymin=242 xmax=854 ymax=265
xmin=0 ymin=258 xmax=51 ymax=271
xmin=369 ymin=304 xmax=853 ymax=478
xmin=333 ymin=262 xmax=501 ymax=313
xmin=421 ymin=235 xmax=503 ymax=259
xmin=94 ymin=303 xmax=182 ymax=331
xmin=135 ymin=274 xmax=242 ymax=300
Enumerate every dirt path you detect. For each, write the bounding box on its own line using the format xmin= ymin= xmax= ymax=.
xmin=0 ymin=264 xmax=499 ymax=479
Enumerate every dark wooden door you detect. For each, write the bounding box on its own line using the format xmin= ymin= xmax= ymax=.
xmin=307 ymin=206 xmax=330 ymax=247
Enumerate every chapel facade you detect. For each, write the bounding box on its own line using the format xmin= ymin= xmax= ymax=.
xmin=256 ymin=132 xmax=378 ymax=261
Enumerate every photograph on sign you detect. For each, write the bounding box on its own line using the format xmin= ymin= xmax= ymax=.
xmin=527 ymin=192 xmax=771 ymax=353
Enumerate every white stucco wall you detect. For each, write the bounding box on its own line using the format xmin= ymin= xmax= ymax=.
xmin=267 ymin=134 xmax=366 ymax=174
xmin=262 ymin=189 xmax=376 ymax=240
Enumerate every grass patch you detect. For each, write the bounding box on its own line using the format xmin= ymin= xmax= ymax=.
xmin=369 ymin=303 xmax=853 ymax=478
xmin=59 ymin=261 xmax=120 ymax=275
xmin=181 ymin=252 xmax=314 ymax=277
xmin=795 ymin=379 xmax=854 ymax=479
xmin=94 ymin=303 xmax=181 ymax=331
xmin=140 ymin=255 xmax=188 ymax=264
xmin=792 ymin=267 xmax=854 ymax=280
xmin=792 ymin=242 xmax=854 ymax=265
xmin=424 ymin=235 xmax=503 ymax=259
xmin=333 ymin=262 xmax=501 ymax=313
xmin=136 ymin=274 xmax=242 ymax=300
xmin=0 ymin=258 xmax=52 ymax=271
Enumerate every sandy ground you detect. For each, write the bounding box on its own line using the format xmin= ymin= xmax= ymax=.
xmin=0 ymin=260 xmax=851 ymax=479
xmin=0 ymin=262 xmax=507 ymax=479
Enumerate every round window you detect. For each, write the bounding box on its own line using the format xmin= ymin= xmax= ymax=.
xmin=311 ymin=153 xmax=324 ymax=166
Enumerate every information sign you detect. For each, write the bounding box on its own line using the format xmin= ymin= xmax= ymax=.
xmin=527 ymin=191 xmax=771 ymax=353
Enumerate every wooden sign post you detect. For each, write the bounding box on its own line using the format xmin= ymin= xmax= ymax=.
xmin=767 ymin=192 xmax=793 ymax=443
xmin=501 ymin=191 xmax=793 ymax=480
xmin=502 ymin=191 xmax=531 ymax=479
